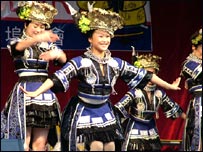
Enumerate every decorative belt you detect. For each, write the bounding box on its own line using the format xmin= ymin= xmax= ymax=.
xmin=78 ymin=96 xmax=107 ymax=108
xmin=130 ymin=108 xmax=155 ymax=121
xmin=14 ymin=59 xmax=48 ymax=70
xmin=19 ymin=76 xmax=47 ymax=82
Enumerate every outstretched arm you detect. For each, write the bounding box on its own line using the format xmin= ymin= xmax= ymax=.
xmin=20 ymin=78 xmax=54 ymax=97
xmin=16 ymin=30 xmax=60 ymax=51
xmin=151 ymin=74 xmax=181 ymax=90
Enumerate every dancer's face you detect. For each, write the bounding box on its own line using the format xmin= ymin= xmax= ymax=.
xmin=24 ymin=21 xmax=46 ymax=38
xmin=88 ymin=29 xmax=111 ymax=53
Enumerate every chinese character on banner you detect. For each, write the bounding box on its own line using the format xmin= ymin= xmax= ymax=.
xmin=5 ymin=26 xmax=21 ymax=41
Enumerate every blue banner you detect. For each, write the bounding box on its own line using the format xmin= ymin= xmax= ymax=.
xmin=1 ymin=1 xmax=152 ymax=51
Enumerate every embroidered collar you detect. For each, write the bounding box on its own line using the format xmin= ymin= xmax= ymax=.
xmin=85 ymin=47 xmax=112 ymax=64
xmin=144 ymin=84 xmax=156 ymax=92
xmin=187 ymin=53 xmax=202 ymax=64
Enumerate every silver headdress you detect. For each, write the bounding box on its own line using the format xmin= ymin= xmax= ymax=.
xmin=134 ymin=53 xmax=162 ymax=72
xmin=65 ymin=2 xmax=124 ymax=37
xmin=17 ymin=1 xmax=58 ymax=28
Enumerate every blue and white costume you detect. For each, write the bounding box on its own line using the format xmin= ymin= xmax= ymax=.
xmin=49 ymin=47 xmax=153 ymax=151
xmin=114 ymin=86 xmax=184 ymax=151
xmin=181 ymin=53 xmax=202 ymax=151
xmin=1 ymin=31 xmax=61 ymax=146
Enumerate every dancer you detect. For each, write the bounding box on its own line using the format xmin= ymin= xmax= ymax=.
xmin=181 ymin=28 xmax=202 ymax=151
xmin=114 ymin=53 xmax=186 ymax=151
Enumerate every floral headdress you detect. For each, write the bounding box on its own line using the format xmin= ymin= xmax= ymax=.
xmin=73 ymin=2 xmax=124 ymax=37
xmin=16 ymin=1 xmax=58 ymax=28
xmin=134 ymin=53 xmax=162 ymax=72
xmin=191 ymin=28 xmax=202 ymax=46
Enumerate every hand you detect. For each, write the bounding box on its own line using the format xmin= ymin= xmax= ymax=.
xmin=155 ymin=112 xmax=159 ymax=119
xmin=20 ymin=86 xmax=39 ymax=97
xmin=36 ymin=30 xmax=59 ymax=43
xmin=181 ymin=112 xmax=187 ymax=120
xmin=171 ymin=77 xmax=181 ymax=90
xmin=39 ymin=49 xmax=61 ymax=61
xmin=184 ymin=80 xmax=188 ymax=89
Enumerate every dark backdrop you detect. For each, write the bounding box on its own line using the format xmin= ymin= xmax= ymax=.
xmin=1 ymin=0 xmax=202 ymax=151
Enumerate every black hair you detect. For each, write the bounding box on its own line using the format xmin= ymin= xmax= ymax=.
xmin=24 ymin=20 xmax=49 ymax=30
xmin=25 ymin=20 xmax=31 ymax=26
xmin=85 ymin=30 xmax=95 ymax=38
